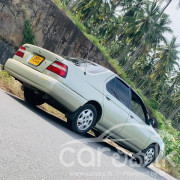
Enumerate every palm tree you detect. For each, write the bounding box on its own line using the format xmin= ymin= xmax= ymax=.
xmin=130 ymin=12 xmax=172 ymax=90
xmin=152 ymin=37 xmax=179 ymax=77
xmin=73 ymin=0 xmax=108 ymax=26
xmin=159 ymin=69 xmax=180 ymax=104
xmin=141 ymin=37 xmax=179 ymax=95
xmin=167 ymin=104 xmax=180 ymax=120
xmin=117 ymin=1 xmax=155 ymax=63
xmin=94 ymin=0 xmax=122 ymax=31
xmin=123 ymin=0 xmax=173 ymax=72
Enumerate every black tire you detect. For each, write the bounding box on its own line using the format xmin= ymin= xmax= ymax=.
xmin=134 ymin=144 xmax=158 ymax=167
xmin=68 ymin=104 xmax=97 ymax=135
xmin=24 ymin=87 xmax=45 ymax=106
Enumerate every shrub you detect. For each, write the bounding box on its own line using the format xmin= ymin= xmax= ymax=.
xmin=22 ymin=20 xmax=35 ymax=45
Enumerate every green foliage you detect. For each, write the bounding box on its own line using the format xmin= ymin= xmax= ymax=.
xmin=22 ymin=20 xmax=35 ymax=45
xmin=160 ymin=129 xmax=180 ymax=164
xmin=149 ymin=99 xmax=159 ymax=110
xmin=67 ymin=11 xmax=88 ymax=34
xmin=0 ymin=69 xmax=11 ymax=79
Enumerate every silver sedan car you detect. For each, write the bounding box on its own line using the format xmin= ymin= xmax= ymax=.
xmin=5 ymin=44 xmax=164 ymax=166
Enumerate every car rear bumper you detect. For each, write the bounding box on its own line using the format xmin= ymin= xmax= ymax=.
xmin=5 ymin=58 xmax=86 ymax=112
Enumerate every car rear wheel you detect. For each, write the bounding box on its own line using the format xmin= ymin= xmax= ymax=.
xmin=68 ymin=104 xmax=97 ymax=135
xmin=24 ymin=87 xmax=45 ymax=106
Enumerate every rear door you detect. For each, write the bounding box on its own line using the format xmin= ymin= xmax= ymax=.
xmin=97 ymin=76 xmax=130 ymax=137
xmin=118 ymin=90 xmax=151 ymax=150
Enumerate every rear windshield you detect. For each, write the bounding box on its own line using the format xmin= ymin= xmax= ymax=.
xmin=65 ymin=57 xmax=108 ymax=74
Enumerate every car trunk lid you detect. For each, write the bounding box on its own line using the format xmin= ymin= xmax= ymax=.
xmin=13 ymin=44 xmax=65 ymax=73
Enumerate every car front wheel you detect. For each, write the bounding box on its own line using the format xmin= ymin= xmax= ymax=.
xmin=134 ymin=144 xmax=157 ymax=167
xmin=68 ymin=104 xmax=97 ymax=135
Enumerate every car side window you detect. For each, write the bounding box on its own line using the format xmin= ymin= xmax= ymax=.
xmin=131 ymin=90 xmax=146 ymax=122
xmin=106 ymin=78 xmax=116 ymax=95
xmin=106 ymin=77 xmax=130 ymax=107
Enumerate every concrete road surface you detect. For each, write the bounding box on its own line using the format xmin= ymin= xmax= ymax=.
xmin=0 ymin=89 xmax=177 ymax=180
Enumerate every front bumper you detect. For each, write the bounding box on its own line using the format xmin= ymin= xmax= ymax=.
xmin=155 ymin=150 xmax=164 ymax=163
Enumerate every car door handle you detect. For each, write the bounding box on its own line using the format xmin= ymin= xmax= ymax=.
xmin=106 ymin=95 xmax=111 ymax=101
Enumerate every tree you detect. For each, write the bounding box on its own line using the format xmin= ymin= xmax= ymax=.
xmin=123 ymin=0 xmax=173 ymax=72
xmin=151 ymin=37 xmax=179 ymax=79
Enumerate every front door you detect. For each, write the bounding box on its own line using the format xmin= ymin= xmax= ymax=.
xmin=118 ymin=90 xmax=151 ymax=151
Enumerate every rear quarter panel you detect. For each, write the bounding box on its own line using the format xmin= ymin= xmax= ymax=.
xmin=63 ymin=64 xmax=114 ymax=110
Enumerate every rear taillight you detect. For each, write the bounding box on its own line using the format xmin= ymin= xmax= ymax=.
xmin=15 ymin=46 xmax=26 ymax=58
xmin=47 ymin=61 xmax=68 ymax=78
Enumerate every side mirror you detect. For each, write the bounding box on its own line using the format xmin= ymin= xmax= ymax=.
xmin=148 ymin=118 xmax=155 ymax=126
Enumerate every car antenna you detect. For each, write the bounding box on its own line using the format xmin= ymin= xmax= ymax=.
xmin=84 ymin=43 xmax=91 ymax=75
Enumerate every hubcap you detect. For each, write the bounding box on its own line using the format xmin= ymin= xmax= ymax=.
xmin=77 ymin=109 xmax=94 ymax=131
xmin=144 ymin=148 xmax=155 ymax=165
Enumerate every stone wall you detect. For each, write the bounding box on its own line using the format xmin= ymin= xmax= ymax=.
xmin=0 ymin=0 xmax=113 ymax=70
xmin=0 ymin=37 xmax=16 ymax=64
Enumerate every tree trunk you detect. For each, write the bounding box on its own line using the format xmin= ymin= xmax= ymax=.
xmin=159 ymin=82 xmax=176 ymax=105
xmin=104 ymin=22 xmax=127 ymax=47
xmin=67 ymin=0 xmax=73 ymax=10
xmin=167 ymin=105 xmax=180 ymax=120
xmin=123 ymin=38 xmax=146 ymax=72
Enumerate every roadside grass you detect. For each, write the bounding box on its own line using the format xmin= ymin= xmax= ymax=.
xmin=40 ymin=103 xmax=66 ymax=121
xmin=155 ymin=159 xmax=180 ymax=179
xmin=0 ymin=66 xmax=24 ymax=99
